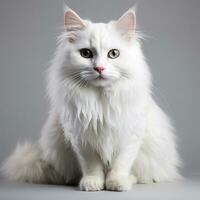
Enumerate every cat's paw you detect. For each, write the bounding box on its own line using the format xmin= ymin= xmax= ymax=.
xmin=106 ymin=175 xmax=133 ymax=191
xmin=79 ymin=176 xmax=104 ymax=191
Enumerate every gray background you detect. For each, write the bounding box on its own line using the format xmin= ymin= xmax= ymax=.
xmin=0 ymin=0 xmax=200 ymax=178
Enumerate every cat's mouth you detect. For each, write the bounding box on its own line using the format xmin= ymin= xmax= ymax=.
xmin=91 ymin=73 xmax=119 ymax=84
xmin=94 ymin=74 xmax=111 ymax=82
xmin=81 ymin=71 xmax=120 ymax=87
xmin=89 ymin=74 xmax=112 ymax=87
xmin=96 ymin=75 xmax=106 ymax=80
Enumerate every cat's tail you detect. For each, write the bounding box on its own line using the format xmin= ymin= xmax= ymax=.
xmin=1 ymin=142 xmax=63 ymax=184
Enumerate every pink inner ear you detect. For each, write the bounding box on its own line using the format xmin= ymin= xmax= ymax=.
xmin=118 ymin=12 xmax=135 ymax=30
xmin=64 ymin=10 xmax=85 ymax=32
xmin=116 ymin=11 xmax=136 ymax=40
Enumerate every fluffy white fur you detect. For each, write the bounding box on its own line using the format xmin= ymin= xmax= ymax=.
xmin=2 ymin=7 xmax=181 ymax=191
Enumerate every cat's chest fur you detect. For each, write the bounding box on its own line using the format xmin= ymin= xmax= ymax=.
xmin=61 ymin=87 xmax=145 ymax=163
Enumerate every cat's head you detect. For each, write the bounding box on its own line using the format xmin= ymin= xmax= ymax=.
xmin=56 ymin=7 xmax=150 ymax=89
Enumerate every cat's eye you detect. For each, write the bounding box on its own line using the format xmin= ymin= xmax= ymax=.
xmin=79 ymin=48 xmax=93 ymax=59
xmin=107 ymin=49 xmax=120 ymax=59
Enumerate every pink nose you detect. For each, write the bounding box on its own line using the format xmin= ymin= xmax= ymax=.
xmin=94 ymin=66 xmax=104 ymax=74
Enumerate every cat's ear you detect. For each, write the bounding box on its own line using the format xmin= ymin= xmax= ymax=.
xmin=64 ymin=7 xmax=85 ymax=32
xmin=115 ymin=8 xmax=136 ymax=41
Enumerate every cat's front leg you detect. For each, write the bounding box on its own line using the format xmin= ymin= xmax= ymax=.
xmin=75 ymin=144 xmax=105 ymax=191
xmin=106 ymin=139 xmax=141 ymax=191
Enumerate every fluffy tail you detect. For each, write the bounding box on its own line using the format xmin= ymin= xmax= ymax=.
xmin=1 ymin=142 xmax=63 ymax=184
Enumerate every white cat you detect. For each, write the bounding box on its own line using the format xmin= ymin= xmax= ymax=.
xmin=2 ymin=6 xmax=181 ymax=191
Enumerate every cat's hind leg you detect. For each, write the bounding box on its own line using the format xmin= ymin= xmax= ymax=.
xmin=2 ymin=112 xmax=81 ymax=185
xmin=1 ymin=141 xmax=64 ymax=184
xmin=132 ymin=105 xmax=182 ymax=184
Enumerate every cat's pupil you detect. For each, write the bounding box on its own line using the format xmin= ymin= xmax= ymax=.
xmin=108 ymin=49 xmax=120 ymax=59
xmin=80 ymin=48 xmax=93 ymax=58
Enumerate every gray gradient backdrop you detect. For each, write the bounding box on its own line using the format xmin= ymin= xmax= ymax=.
xmin=0 ymin=0 xmax=199 ymax=177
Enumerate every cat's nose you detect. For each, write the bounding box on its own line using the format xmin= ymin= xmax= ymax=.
xmin=94 ymin=66 xmax=104 ymax=74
